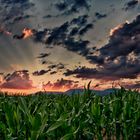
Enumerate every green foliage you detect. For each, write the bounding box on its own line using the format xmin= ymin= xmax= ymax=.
xmin=0 ymin=88 xmax=140 ymax=140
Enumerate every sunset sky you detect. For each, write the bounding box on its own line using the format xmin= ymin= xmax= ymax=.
xmin=0 ymin=0 xmax=140 ymax=93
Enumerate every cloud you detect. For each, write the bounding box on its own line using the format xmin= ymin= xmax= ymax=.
xmin=48 ymin=63 xmax=65 ymax=70
xmin=68 ymin=16 xmax=94 ymax=44
xmin=0 ymin=70 xmax=34 ymax=90
xmin=64 ymin=66 xmax=121 ymax=80
xmin=43 ymin=78 xmax=79 ymax=91
xmin=50 ymin=71 xmax=57 ymax=75
xmin=123 ymin=83 xmax=140 ymax=89
xmin=43 ymin=15 xmax=54 ymax=19
xmin=63 ymin=38 xmax=90 ymax=56
xmin=70 ymin=15 xmax=88 ymax=26
xmin=95 ymin=12 xmax=107 ymax=19
xmin=13 ymin=28 xmax=35 ymax=40
xmin=64 ymin=67 xmax=97 ymax=79
xmin=0 ymin=0 xmax=34 ymax=25
xmin=64 ymin=59 xmax=140 ymax=80
xmin=34 ymin=15 xmax=91 ymax=44
xmin=55 ymin=0 xmax=91 ymax=15
xmin=32 ymin=61 xmax=65 ymax=76
xmin=57 ymin=63 xmax=65 ymax=70
xmin=0 ymin=26 xmax=12 ymax=36
xmin=32 ymin=69 xmax=50 ymax=76
xmin=41 ymin=61 xmax=48 ymax=65
xmin=64 ymin=15 xmax=140 ymax=81
xmin=55 ymin=2 xmax=68 ymax=11
xmin=98 ymin=16 xmax=140 ymax=61
xmin=79 ymin=23 xmax=93 ymax=35
xmin=46 ymin=22 xmax=69 ymax=45
xmin=37 ymin=53 xmax=50 ymax=59
xmin=0 ymin=73 xmax=4 ymax=86
xmin=33 ymin=29 xmax=50 ymax=43
xmin=70 ymin=27 xmax=79 ymax=36
xmin=1 ymin=0 xmax=34 ymax=8
xmin=86 ymin=55 xmax=104 ymax=65
xmin=48 ymin=64 xmax=58 ymax=69
xmin=12 ymin=15 xmax=33 ymax=23
xmin=33 ymin=15 xmax=93 ymax=61
xmin=125 ymin=0 xmax=138 ymax=10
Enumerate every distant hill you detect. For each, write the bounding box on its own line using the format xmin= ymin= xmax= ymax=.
xmin=35 ymin=88 xmax=119 ymax=96
xmin=65 ymin=89 xmax=85 ymax=95
xmin=65 ymin=88 xmax=118 ymax=96
xmin=95 ymin=89 xmax=119 ymax=96
xmin=35 ymin=91 xmax=64 ymax=95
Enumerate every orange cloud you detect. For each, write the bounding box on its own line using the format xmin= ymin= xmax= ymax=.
xmin=42 ymin=78 xmax=79 ymax=92
xmin=22 ymin=28 xmax=34 ymax=39
xmin=0 ymin=26 xmax=12 ymax=36
xmin=109 ymin=21 xmax=129 ymax=36
xmin=13 ymin=27 xmax=35 ymax=40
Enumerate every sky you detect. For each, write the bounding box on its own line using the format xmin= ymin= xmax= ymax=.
xmin=0 ymin=0 xmax=140 ymax=93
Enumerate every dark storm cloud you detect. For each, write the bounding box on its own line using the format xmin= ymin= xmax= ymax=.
xmin=34 ymin=22 xmax=69 ymax=44
xmin=34 ymin=15 xmax=91 ymax=43
xmin=0 ymin=70 xmax=34 ymax=89
xmin=55 ymin=0 xmax=91 ymax=15
xmin=95 ymin=12 xmax=107 ymax=19
xmin=86 ymin=55 xmax=104 ymax=65
xmin=34 ymin=29 xmax=49 ymax=43
xmin=79 ymin=23 xmax=93 ymax=35
xmin=64 ymin=60 xmax=140 ymax=80
xmin=34 ymin=15 xmax=93 ymax=59
xmin=43 ymin=78 xmax=79 ymax=90
xmin=32 ymin=69 xmax=50 ymax=76
xmin=55 ymin=2 xmax=67 ymax=11
xmin=95 ymin=16 xmax=140 ymax=60
xmin=98 ymin=15 xmax=140 ymax=61
xmin=70 ymin=15 xmax=88 ymax=26
xmin=64 ymin=38 xmax=90 ymax=56
xmin=64 ymin=66 xmax=111 ymax=80
xmin=0 ymin=0 xmax=34 ymax=25
xmin=70 ymin=27 xmax=79 ymax=36
xmin=46 ymin=22 xmax=69 ymax=45
xmin=125 ymin=0 xmax=138 ymax=10
xmin=12 ymin=15 xmax=33 ymax=23
xmin=64 ymin=67 xmax=97 ymax=79
xmin=1 ymin=0 xmax=33 ymax=7
xmin=70 ymin=15 xmax=93 ymax=36
xmin=64 ymin=15 xmax=140 ymax=81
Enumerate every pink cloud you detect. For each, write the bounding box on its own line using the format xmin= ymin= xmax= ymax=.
xmin=0 ymin=70 xmax=34 ymax=90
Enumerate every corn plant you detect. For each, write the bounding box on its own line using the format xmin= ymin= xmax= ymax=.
xmin=0 ymin=87 xmax=140 ymax=140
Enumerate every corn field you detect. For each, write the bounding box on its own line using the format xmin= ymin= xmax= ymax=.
xmin=0 ymin=88 xmax=140 ymax=140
